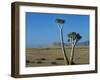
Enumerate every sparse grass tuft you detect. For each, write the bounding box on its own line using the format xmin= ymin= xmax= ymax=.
xmin=51 ymin=62 xmax=57 ymax=65
xmin=31 ymin=61 xmax=35 ymax=63
xmin=56 ymin=58 xmax=64 ymax=60
xmin=26 ymin=60 xmax=30 ymax=63
xmin=37 ymin=61 xmax=43 ymax=64
xmin=41 ymin=58 xmax=46 ymax=60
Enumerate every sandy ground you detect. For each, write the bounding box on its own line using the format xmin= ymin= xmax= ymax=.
xmin=26 ymin=46 xmax=89 ymax=67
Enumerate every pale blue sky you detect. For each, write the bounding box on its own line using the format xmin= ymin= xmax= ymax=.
xmin=26 ymin=12 xmax=89 ymax=48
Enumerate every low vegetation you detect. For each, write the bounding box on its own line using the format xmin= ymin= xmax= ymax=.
xmin=26 ymin=46 xmax=89 ymax=67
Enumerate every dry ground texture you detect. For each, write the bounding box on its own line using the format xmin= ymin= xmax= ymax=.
xmin=26 ymin=46 xmax=89 ymax=67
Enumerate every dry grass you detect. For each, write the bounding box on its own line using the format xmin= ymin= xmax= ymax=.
xmin=26 ymin=46 xmax=89 ymax=67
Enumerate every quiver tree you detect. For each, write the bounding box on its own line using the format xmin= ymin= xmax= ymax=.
xmin=56 ymin=18 xmax=69 ymax=65
xmin=68 ymin=32 xmax=82 ymax=65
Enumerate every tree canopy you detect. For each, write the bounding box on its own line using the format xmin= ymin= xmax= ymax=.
xmin=56 ymin=18 xmax=65 ymax=24
xmin=68 ymin=32 xmax=82 ymax=44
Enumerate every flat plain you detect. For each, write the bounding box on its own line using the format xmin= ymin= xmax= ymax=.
xmin=26 ymin=46 xmax=89 ymax=67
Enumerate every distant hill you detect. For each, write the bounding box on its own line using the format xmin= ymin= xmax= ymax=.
xmin=77 ymin=41 xmax=89 ymax=46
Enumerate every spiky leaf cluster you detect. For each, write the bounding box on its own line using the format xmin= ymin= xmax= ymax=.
xmin=56 ymin=19 xmax=65 ymax=24
xmin=68 ymin=32 xmax=82 ymax=43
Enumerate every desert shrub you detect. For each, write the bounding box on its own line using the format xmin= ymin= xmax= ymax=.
xmin=31 ymin=61 xmax=35 ymax=63
xmin=51 ymin=62 xmax=57 ymax=65
xmin=36 ymin=58 xmax=46 ymax=61
xmin=56 ymin=58 xmax=64 ymax=60
xmin=37 ymin=61 xmax=43 ymax=64
xmin=41 ymin=58 xmax=46 ymax=60
xmin=26 ymin=60 xmax=30 ymax=63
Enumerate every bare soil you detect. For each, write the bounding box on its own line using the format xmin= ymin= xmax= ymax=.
xmin=26 ymin=46 xmax=89 ymax=67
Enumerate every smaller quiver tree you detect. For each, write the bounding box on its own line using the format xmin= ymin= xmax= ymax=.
xmin=68 ymin=32 xmax=82 ymax=65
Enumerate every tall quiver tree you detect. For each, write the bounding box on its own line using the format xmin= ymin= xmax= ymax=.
xmin=56 ymin=18 xmax=69 ymax=65
xmin=68 ymin=32 xmax=82 ymax=65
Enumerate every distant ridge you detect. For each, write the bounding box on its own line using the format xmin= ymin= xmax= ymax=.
xmin=27 ymin=41 xmax=89 ymax=48
xmin=50 ymin=40 xmax=89 ymax=46
xmin=77 ymin=41 xmax=89 ymax=46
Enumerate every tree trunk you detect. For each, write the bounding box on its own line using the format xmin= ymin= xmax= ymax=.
xmin=69 ymin=44 xmax=75 ymax=65
xmin=60 ymin=29 xmax=69 ymax=65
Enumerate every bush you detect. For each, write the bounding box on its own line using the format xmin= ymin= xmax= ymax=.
xmin=26 ymin=60 xmax=30 ymax=63
xmin=37 ymin=61 xmax=43 ymax=64
xmin=31 ymin=61 xmax=35 ymax=63
xmin=51 ymin=62 xmax=57 ymax=65
xmin=56 ymin=58 xmax=64 ymax=60
xmin=41 ymin=58 xmax=46 ymax=60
